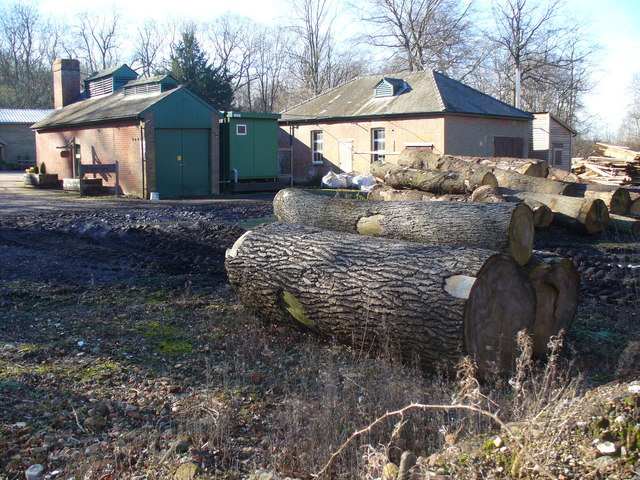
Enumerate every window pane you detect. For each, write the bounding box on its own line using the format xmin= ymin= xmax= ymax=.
xmin=372 ymin=128 xmax=385 ymax=162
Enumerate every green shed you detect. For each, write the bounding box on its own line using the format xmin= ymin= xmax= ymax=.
xmin=220 ymin=111 xmax=283 ymax=192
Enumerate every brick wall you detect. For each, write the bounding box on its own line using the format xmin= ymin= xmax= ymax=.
xmin=35 ymin=119 xmax=145 ymax=196
xmin=444 ymin=115 xmax=531 ymax=158
xmin=0 ymin=124 xmax=38 ymax=167
xmin=279 ymin=116 xmax=446 ymax=184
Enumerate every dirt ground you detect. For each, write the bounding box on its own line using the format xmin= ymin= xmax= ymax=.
xmin=0 ymin=173 xmax=639 ymax=480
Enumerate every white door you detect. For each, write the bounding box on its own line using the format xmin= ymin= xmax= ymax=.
xmin=339 ymin=139 xmax=353 ymax=173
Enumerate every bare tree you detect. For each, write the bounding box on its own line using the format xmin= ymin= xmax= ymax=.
xmin=131 ymin=19 xmax=168 ymax=77
xmin=357 ymin=0 xmax=480 ymax=77
xmin=73 ymin=9 xmax=123 ymax=73
xmin=617 ymin=72 xmax=640 ymax=151
xmin=0 ymin=2 xmax=66 ymax=108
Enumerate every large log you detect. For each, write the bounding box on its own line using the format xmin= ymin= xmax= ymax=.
xmin=399 ymin=151 xmax=578 ymax=196
xmin=401 ymin=150 xmax=548 ymax=177
xmin=608 ymin=214 xmax=640 ymax=236
xmin=503 ymin=190 xmax=610 ymax=235
xmin=472 ymin=186 xmax=554 ymax=229
xmin=547 ymin=166 xmax=588 ymax=183
xmin=367 ymin=184 xmax=468 ymax=202
xmin=370 ymin=162 xmax=497 ymax=194
xmin=583 ymin=188 xmax=631 ymax=215
xmin=629 ymin=193 xmax=640 ymax=216
xmin=523 ymin=254 xmax=579 ymax=357
xmin=274 ymin=188 xmax=534 ymax=265
xmin=225 ymin=222 xmax=536 ymax=372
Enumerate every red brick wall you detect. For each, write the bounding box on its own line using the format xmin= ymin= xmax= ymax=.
xmin=444 ymin=115 xmax=531 ymax=158
xmin=35 ymin=119 xmax=145 ymax=196
xmin=279 ymin=117 xmax=446 ymax=185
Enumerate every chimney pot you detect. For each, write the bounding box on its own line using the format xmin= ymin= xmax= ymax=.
xmin=53 ymin=59 xmax=80 ymax=109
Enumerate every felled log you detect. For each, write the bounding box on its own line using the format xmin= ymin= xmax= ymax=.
xmin=470 ymin=185 xmax=506 ymax=203
xmin=274 ymin=188 xmax=534 ymax=265
xmin=398 ymin=151 xmax=578 ymax=196
xmin=401 ymin=150 xmax=548 ymax=177
xmin=225 ymin=221 xmax=536 ymax=372
xmin=547 ymin=166 xmax=588 ymax=183
xmin=502 ymin=190 xmax=610 ymax=235
xmin=370 ymin=162 xmax=497 ymax=194
xmin=472 ymin=186 xmax=553 ymax=229
xmin=367 ymin=184 xmax=467 ymax=202
xmin=523 ymin=254 xmax=579 ymax=357
xmin=582 ymin=188 xmax=631 ymax=215
xmin=629 ymin=193 xmax=640 ymax=216
xmin=608 ymin=214 xmax=640 ymax=236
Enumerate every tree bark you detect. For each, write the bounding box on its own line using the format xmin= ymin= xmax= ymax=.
xmin=583 ymin=188 xmax=631 ymax=215
xmin=370 ymin=162 xmax=497 ymax=194
xmin=225 ymin=221 xmax=536 ymax=372
xmin=274 ymin=188 xmax=534 ymax=265
xmin=523 ymin=254 xmax=579 ymax=357
xmin=398 ymin=151 xmax=578 ymax=196
xmin=367 ymin=184 xmax=468 ymax=202
xmin=401 ymin=150 xmax=549 ymax=177
xmin=473 ymin=187 xmax=554 ymax=228
xmin=503 ymin=190 xmax=609 ymax=235
xmin=608 ymin=214 xmax=640 ymax=236
xmin=630 ymin=193 xmax=640 ymax=216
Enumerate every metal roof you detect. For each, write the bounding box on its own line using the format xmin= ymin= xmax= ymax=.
xmin=0 ymin=109 xmax=54 ymax=124
xmin=31 ymin=85 xmax=222 ymax=130
xmin=281 ymin=70 xmax=533 ymax=122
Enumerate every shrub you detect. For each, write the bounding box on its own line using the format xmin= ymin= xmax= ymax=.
xmin=40 ymin=162 xmax=46 ymax=174
xmin=33 ymin=165 xmax=39 ymax=174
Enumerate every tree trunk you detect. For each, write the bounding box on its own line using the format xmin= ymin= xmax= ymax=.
xmin=630 ymin=193 xmax=640 ymax=216
xmin=401 ymin=149 xmax=549 ymax=177
xmin=583 ymin=188 xmax=631 ymax=215
xmin=523 ymin=254 xmax=579 ymax=357
xmin=608 ymin=214 xmax=640 ymax=236
xmin=274 ymin=188 xmax=534 ymax=265
xmin=225 ymin=221 xmax=536 ymax=372
xmin=368 ymin=184 xmax=468 ymax=202
xmin=503 ymin=190 xmax=610 ymax=235
xmin=398 ymin=151 xmax=577 ymax=196
xmin=547 ymin=166 xmax=587 ymax=183
xmin=473 ymin=187 xmax=554 ymax=228
xmin=470 ymin=185 xmax=506 ymax=203
xmin=370 ymin=162 xmax=497 ymax=194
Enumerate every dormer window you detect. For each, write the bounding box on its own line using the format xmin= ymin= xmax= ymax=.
xmin=373 ymin=78 xmax=409 ymax=98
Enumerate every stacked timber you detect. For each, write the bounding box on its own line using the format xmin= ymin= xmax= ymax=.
xmin=274 ymin=188 xmax=534 ymax=265
xmin=571 ymin=143 xmax=640 ymax=186
xmin=226 ymin=221 xmax=536 ymax=372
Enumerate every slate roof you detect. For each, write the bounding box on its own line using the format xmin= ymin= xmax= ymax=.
xmin=124 ymin=74 xmax=178 ymax=88
xmin=0 ymin=109 xmax=54 ymax=124
xmin=85 ymin=64 xmax=137 ymax=82
xmin=281 ymin=70 xmax=532 ymax=122
xmin=31 ymin=85 xmax=220 ymax=130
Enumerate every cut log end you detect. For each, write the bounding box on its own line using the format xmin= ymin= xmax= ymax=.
xmin=507 ymin=204 xmax=535 ymax=266
xmin=481 ymin=172 xmax=499 ymax=188
xmin=584 ymin=188 xmax=631 ymax=215
xmin=584 ymin=199 xmax=611 ymax=235
xmin=526 ymin=256 xmax=579 ymax=357
xmin=464 ymin=254 xmax=535 ymax=372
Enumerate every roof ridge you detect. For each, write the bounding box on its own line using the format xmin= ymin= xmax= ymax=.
xmin=428 ymin=70 xmax=447 ymax=111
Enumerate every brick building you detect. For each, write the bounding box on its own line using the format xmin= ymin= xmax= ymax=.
xmin=0 ymin=109 xmax=52 ymax=169
xmin=32 ymin=60 xmax=222 ymax=198
xmin=278 ymin=71 xmax=533 ymax=185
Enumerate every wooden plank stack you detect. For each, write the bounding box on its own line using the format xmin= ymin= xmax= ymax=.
xmin=572 ymin=143 xmax=640 ymax=186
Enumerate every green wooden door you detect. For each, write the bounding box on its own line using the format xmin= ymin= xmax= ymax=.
xmin=182 ymin=129 xmax=210 ymax=196
xmin=155 ymin=129 xmax=210 ymax=198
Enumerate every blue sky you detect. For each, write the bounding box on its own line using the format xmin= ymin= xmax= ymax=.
xmin=35 ymin=0 xmax=640 ymax=135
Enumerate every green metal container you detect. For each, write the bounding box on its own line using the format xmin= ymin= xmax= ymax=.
xmin=220 ymin=112 xmax=281 ymax=184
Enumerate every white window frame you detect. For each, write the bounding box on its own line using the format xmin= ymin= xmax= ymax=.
xmin=236 ymin=124 xmax=247 ymax=135
xmin=371 ymin=128 xmax=386 ymax=162
xmin=311 ymin=130 xmax=324 ymax=165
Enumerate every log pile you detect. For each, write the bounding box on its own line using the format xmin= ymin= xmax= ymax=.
xmin=571 ymin=143 xmax=640 ymax=186
xmin=224 ymin=145 xmax=638 ymax=375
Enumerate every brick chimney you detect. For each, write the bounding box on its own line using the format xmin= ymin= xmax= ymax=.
xmin=53 ymin=59 xmax=80 ymax=109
